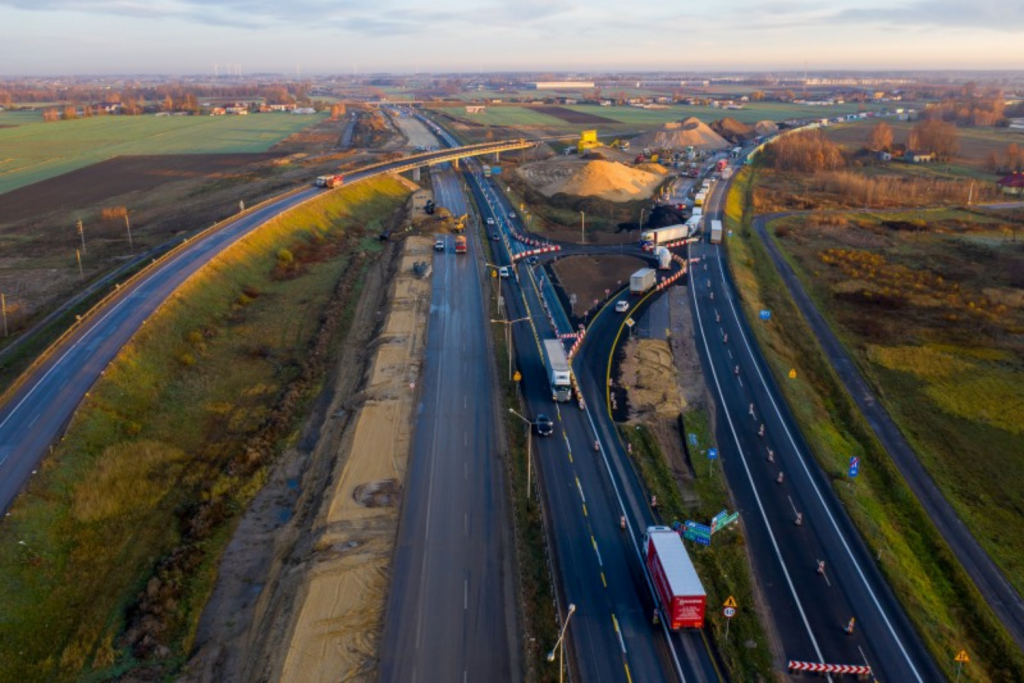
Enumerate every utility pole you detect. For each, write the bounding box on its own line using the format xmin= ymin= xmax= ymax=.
xmin=1 ymin=292 xmax=8 ymax=337
xmin=124 ymin=211 xmax=134 ymax=251
xmin=76 ymin=249 xmax=83 ymax=277
xmin=77 ymin=218 xmax=86 ymax=254
xmin=580 ymin=211 xmax=585 ymax=244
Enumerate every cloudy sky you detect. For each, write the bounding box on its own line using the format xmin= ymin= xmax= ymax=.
xmin=0 ymin=0 xmax=1021 ymax=75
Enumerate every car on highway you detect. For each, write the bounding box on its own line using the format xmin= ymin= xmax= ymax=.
xmin=527 ymin=256 xmax=539 ymax=266
xmin=486 ymin=217 xmax=495 ymax=225
xmin=615 ymin=300 xmax=630 ymax=313
xmin=498 ymin=266 xmax=510 ymax=278
xmin=535 ymin=414 xmax=553 ymax=436
xmin=434 ymin=239 xmax=445 ymax=252
xmin=492 ymin=232 xmax=500 ymax=241
xmin=508 ymin=212 xmax=516 ymax=219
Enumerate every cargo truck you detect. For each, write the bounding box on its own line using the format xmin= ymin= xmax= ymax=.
xmin=454 ymin=235 xmax=467 ymax=253
xmin=640 ymin=224 xmax=690 ymax=247
xmin=716 ymin=159 xmax=728 ymax=172
xmin=710 ymin=220 xmax=723 ymax=244
xmin=684 ymin=215 xmax=702 ymax=236
xmin=644 ymin=526 xmax=706 ymax=629
xmin=542 ymin=339 xmax=572 ymax=402
xmin=315 ymin=174 xmax=345 ymax=188
xmin=694 ymin=192 xmax=706 ymax=207
xmin=630 ymin=268 xmax=657 ymax=294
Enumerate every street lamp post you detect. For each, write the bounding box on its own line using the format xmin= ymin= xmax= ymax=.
xmin=491 ymin=316 xmax=530 ymax=380
xmin=548 ymin=603 xmax=577 ymax=683
xmin=509 ymin=407 xmax=535 ymax=498
xmin=580 ymin=211 xmax=585 ymax=244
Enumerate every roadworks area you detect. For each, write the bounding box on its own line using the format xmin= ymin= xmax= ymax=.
xmin=185 ymin=235 xmax=434 ymax=682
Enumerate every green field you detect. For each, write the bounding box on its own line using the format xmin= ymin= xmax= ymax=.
xmin=438 ymin=106 xmax=570 ymax=128
xmin=0 ymin=112 xmax=327 ymax=194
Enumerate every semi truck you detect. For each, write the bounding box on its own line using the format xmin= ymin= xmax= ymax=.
xmin=640 ymin=224 xmax=690 ymax=247
xmin=715 ymin=158 xmax=728 ymax=173
xmin=684 ymin=215 xmax=702 ymax=236
xmin=630 ymin=268 xmax=657 ymax=294
xmin=694 ymin=192 xmax=706 ymax=207
xmin=710 ymin=220 xmax=723 ymax=244
xmin=644 ymin=526 xmax=706 ymax=630
xmin=315 ymin=174 xmax=345 ymax=188
xmin=542 ymin=339 xmax=572 ymax=402
xmin=454 ymin=235 xmax=468 ymax=254
xmin=654 ymin=246 xmax=672 ymax=270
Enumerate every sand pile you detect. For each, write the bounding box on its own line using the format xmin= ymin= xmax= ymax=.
xmin=632 ymin=117 xmax=729 ymax=151
xmin=518 ymin=159 xmax=664 ymax=202
xmin=618 ymin=339 xmax=682 ymax=420
xmin=711 ymin=117 xmax=754 ymax=143
xmin=754 ymin=120 xmax=780 ymax=137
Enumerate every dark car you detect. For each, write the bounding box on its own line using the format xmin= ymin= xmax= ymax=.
xmin=535 ymin=414 xmax=554 ymax=436
xmin=527 ymin=256 xmax=539 ymax=266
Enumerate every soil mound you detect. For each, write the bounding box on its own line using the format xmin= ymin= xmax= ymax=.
xmin=632 ymin=117 xmax=729 ymax=151
xmin=754 ymin=120 xmax=780 ymax=137
xmin=711 ymin=117 xmax=754 ymax=143
xmin=518 ymin=159 xmax=664 ymax=202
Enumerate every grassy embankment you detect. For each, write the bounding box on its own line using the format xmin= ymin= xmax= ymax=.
xmin=619 ymin=411 xmax=773 ymax=681
xmin=722 ymin=166 xmax=1024 ymax=681
xmin=0 ymin=177 xmax=410 ymax=682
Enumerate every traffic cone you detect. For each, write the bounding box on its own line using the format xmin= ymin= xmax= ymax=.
xmin=845 ymin=617 xmax=856 ymax=635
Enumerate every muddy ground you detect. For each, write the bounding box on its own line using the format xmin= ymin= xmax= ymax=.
xmin=549 ymin=253 xmax=648 ymax=316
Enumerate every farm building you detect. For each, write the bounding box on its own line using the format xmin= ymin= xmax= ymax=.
xmin=904 ymin=150 xmax=935 ymax=163
xmin=531 ymin=81 xmax=595 ymax=90
xmin=997 ymin=172 xmax=1024 ymax=195
xmin=465 ymin=105 xmax=486 ymax=114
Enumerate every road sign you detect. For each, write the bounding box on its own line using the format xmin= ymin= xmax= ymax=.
xmin=723 ymin=595 xmax=738 ymax=608
xmin=848 ymin=455 xmax=860 ymax=478
xmin=708 ymin=447 xmax=718 ymax=460
xmin=788 ymin=368 xmax=797 ymax=379
xmin=710 ymin=510 xmax=728 ymax=533
xmin=683 ymin=520 xmax=712 ymax=546
xmin=513 ymin=371 xmax=522 ymax=382
xmin=625 ymin=318 xmax=635 ymax=328
xmin=688 ymin=433 xmax=697 ymax=446
xmin=716 ymin=512 xmax=740 ymax=532
xmin=955 ymin=650 xmax=970 ymax=663
xmin=723 ymin=606 xmax=736 ymax=618
xmin=759 ymin=309 xmax=771 ymax=320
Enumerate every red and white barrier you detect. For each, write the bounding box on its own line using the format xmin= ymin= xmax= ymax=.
xmin=787 ymin=661 xmax=872 ymax=676
xmin=566 ymin=326 xmax=586 ymax=361
xmin=512 ymin=244 xmax=561 ymax=263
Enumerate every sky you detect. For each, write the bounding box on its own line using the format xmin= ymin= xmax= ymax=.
xmin=0 ymin=0 xmax=1022 ymax=75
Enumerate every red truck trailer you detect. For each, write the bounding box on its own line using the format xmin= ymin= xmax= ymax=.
xmin=644 ymin=526 xmax=706 ymax=629
xmin=715 ymin=159 xmax=727 ymax=173
xmin=454 ymin=235 xmax=467 ymax=254
xmin=315 ymin=174 xmax=345 ymax=189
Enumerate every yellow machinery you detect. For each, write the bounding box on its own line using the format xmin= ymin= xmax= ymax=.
xmin=577 ymin=129 xmax=600 ymax=154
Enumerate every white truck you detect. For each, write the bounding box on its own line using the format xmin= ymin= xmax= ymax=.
xmin=640 ymin=224 xmax=690 ymax=248
xmin=543 ymin=339 xmax=572 ymax=402
xmin=654 ymin=246 xmax=673 ymax=270
xmin=710 ymin=219 xmax=723 ymax=244
xmin=630 ymin=268 xmax=657 ymax=295
xmin=684 ymin=215 xmax=702 ymax=237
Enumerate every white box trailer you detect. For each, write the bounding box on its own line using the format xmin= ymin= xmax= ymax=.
xmin=654 ymin=246 xmax=673 ymax=270
xmin=630 ymin=268 xmax=657 ymax=294
xmin=710 ymin=220 xmax=723 ymax=244
xmin=543 ymin=339 xmax=572 ymax=402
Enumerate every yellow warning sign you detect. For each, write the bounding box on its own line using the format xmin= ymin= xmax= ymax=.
xmin=723 ymin=596 xmax=738 ymax=608
xmin=513 ymin=371 xmax=522 ymax=382
xmin=955 ymin=650 xmax=970 ymax=663
xmin=788 ymin=368 xmax=797 ymax=379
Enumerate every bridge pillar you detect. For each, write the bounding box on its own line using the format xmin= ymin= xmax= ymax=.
xmin=452 ymin=157 xmax=460 ymax=170
xmin=412 ymin=166 xmax=421 ymax=182
xmin=494 ymin=151 xmax=500 ymax=162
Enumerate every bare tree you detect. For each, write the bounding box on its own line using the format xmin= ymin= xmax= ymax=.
xmin=909 ymin=119 xmax=960 ymax=160
xmin=867 ymin=121 xmax=893 ymax=152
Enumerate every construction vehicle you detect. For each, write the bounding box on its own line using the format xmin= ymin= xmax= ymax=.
xmin=454 ymin=213 xmax=468 ymax=232
xmin=577 ymin=129 xmax=600 ymax=154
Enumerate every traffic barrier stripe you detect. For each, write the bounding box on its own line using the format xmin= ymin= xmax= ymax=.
xmin=787 ymin=660 xmax=872 ymax=675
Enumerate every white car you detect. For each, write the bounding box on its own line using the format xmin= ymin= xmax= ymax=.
xmin=486 ymin=217 xmax=495 ymax=225
xmin=434 ymin=239 xmax=445 ymax=252
xmin=615 ymin=300 xmax=630 ymax=313
xmin=498 ymin=266 xmax=510 ymax=278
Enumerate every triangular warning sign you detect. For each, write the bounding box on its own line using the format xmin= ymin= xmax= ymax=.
xmin=954 ymin=650 xmax=970 ymax=663
xmin=723 ymin=595 xmax=738 ymax=608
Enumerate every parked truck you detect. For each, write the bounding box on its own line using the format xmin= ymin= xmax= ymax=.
xmin=542 ymin=339 xmax=572 ymax=402
xmin=710 ymin=220 xmax=723 ymax=244
xmin=644 ymin=526 xmax=707 ymax=630
xmin=685 ymin=215 xmax=702 ymax=236
xmin=630 ymin=268 xmax=657 ymax=294
xmin=640 ymin=224 xmax=690 ymax=248
xmin=715 ymin=158 xmax=728 ymax=173
xmin=454 ymin=235 xmax=468 ymax=254
xmin=315 ymin=174 xmax=345 ymax=189
xmin=654 ymin=246 xmax=672 ymax=270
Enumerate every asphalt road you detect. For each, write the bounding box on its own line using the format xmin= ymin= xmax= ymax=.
xmin=681 ymin=173 xmax=943 ymax=680
xmin=464 ymin=165 xmax=720 ymax=682
xmin=0 ymin=142 xmax=526 ymax=515
xmin=379 ymin=164 xmax=519 ymax=682
xmin=752 ymin=212 xmax=1024 ymax=650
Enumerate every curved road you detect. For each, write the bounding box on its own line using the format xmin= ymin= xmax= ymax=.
xmin=752 ymin=212 xmax=1024 ymax=650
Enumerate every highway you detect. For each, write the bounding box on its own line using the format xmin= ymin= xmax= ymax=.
xmin=751 ymin=212 xmax=1024 ymax=650
xmin=379 ymin=162 xmax=519 ymax=681
xmin=0 ymin=140 xmax=531 ymax=515
xmin=681 ymin=171 xmax=943 ymax=679
xmin=462 ymin=159 xmax=720 ymax=682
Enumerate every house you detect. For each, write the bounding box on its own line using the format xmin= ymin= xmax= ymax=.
xmin=877 ymin=151 xmax=893 ymax=162
xmin=465 ymin=105 xmax=486 ymax=114
xmin=904 ymin=150 xmax=935 ymax=163
xmin=997 ymin=172 xmax=1024 ymax=195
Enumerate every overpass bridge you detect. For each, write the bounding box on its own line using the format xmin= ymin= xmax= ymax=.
xmin=359 ymin=138 xmax=537 ymax=182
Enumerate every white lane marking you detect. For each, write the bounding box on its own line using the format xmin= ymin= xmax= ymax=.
xmin=715 ymin=248 xmax=924 ymax=681
xmin=691 ymin=252 xmax=827 ymax=664
xmin=787 ymin=495 xmax=799 ymax=516
xmin=464 ymin=578 xmax=469 ymax=610
xmin=59 ymin=379 xmax=69 ymax=391
xmin=575 ymin=476 xmax=586 ymax=504
xmin=858 ymin=645 xmax=872 ymax=668
xmin=464 ymin=432 xmax=468 ymax=447
xmin=591 ymin=535 xmax=604 ymax=567
xmin=28 ymin=414 xmax=40 ymax=428
xmin=612 ymin=614 xmax=628 ymax=654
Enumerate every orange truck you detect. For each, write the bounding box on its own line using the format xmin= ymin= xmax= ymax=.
xmin=454 ymin=235 xmax=467 ymax=254
xmin=315 ymin=174 xmax=345 ymax=188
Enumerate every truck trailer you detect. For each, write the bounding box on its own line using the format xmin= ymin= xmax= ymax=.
xmin=644 ymin=526 xmax=706 ymax=629
xmin=654 ymin=246 xmax=673 ymax=270
xmin=710 ymin=220 xmax=723 ymax=244
xmin=640 ymin=224 xmax=690 ymax=247
xmin=315 ymin=174 xmax=345 ymax=189
xmin=542 ymin=339 xmax=572 ymax=402
xmin=454 ymin=235 xmax=468 ymax=254
xmin=630 ymin=268 xmax=657 ymax=294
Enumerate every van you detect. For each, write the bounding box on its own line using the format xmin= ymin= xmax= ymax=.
xmin=615 ymin=301 xmax=630 ymax=313
xmin=499 ymin=266 xmax=510 ymax=278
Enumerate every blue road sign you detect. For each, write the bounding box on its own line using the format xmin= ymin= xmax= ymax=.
xmin=759 ymin=310 xmax=772 ymax=320
xmin=688 ymin=433 xmax=698 ymax=446
xmin=708 ymin=448 xmax=718 ymax=460
xmin=849 ymin=455 xmax=860 ymax=478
